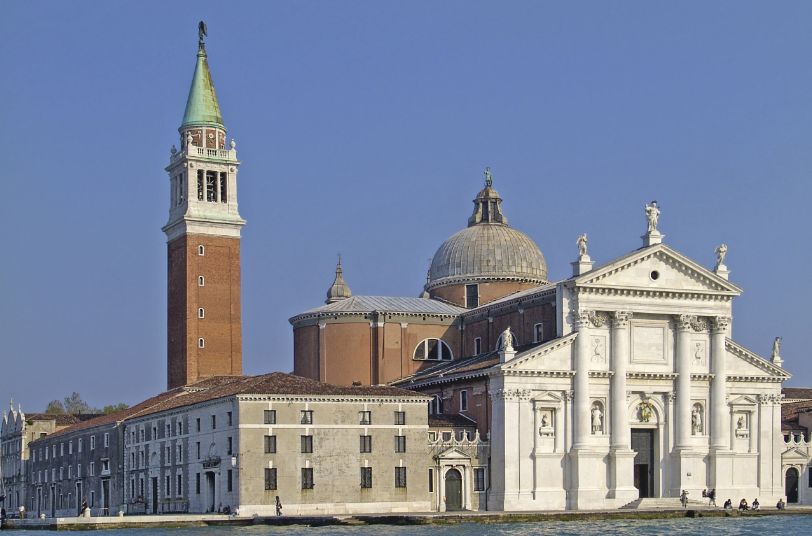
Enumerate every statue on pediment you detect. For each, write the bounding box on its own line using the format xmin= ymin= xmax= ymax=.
xmin=772 ymin=337 xmax=782 ymax=360
xmin=715 ymin=243 xmax=728 ymax=270
xmin=645 ymin=201 xmax=660 ymax=233
xmin=577 ymin=233 xmax=588 ymax=258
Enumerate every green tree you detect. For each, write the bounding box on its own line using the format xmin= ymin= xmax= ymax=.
xmin=63 ymin=392 xmax=93 ymax=414
xmin=101 ymin=403 xmax=129 ymax=414
xmin=45 ymin=400 xmax=65 ymax=414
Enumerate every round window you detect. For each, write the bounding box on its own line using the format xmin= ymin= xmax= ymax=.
xmin=650 ymin=270 xmax=660 ymax=281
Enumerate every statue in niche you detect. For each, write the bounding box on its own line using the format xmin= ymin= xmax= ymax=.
xmin=577 ymin=233 xmax=588 ymax=258
xmin=737 ymin=415 xmax=746 ymax=430
xmin=541 ymin=413 xmax=549 ymax=428
xmin=715 ymin=243 xmax=728 ymax=270
xmin=691 ymin=406 xmax=703 ymax=435
xmin=772 ymin=337 xmax=782 ymax=360
xmin=591 ymin=403 xmax=603 ymax=434
xmin=645 ymin=200 xmax=660 ymax=233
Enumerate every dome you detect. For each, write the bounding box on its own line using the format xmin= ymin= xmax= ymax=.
xmin=428 ymin=224 xmax=548 ymax=288
xmin=427 ymin=168 xmax=547 ymax=290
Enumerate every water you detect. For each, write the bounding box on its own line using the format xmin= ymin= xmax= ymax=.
xmin=7 ymin=516 xmax=812 ymax=536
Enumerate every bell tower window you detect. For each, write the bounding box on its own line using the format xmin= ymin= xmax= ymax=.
xmin=206 ymin=171 xmax=217 ymax=202
xmin=197 ymin=171 xmax=204 ymax=201
xmin=219 ymin=172 xmax=227 ymax=203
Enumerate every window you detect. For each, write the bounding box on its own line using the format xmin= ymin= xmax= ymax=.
xmin=211 ymin=415 xmax=216 ymax=429
xmin=177 ymin=421 xmax=183 ymax=435
xmin=78 ymin=438 xmax=83 ymax=453
xmin=301 ymin=435 xmax=313 ymax=453
xmin=359 ymin=411 xmax=371 ymax=425
xmin=89 ymin=462 xmax=95 ymax=476
xmin=227 ymin=469 xmax=233 ymax=492
xmin=395 ymin=467 xmax=407 ymax=488
xmin=165 ymin=475 xmax=171 ymax=497
xmin=227 ymin=436 xmax=233 ymax=455
xmin=264 ymin=468 xmax=277 ymax=490
xmin=474 ymin=467 xmax=486 ymax=491
xmin=197 ymin=170 xmax=204 ymax=200
xmin=428 ymin=431 xmax=437 ymax=442
xmin=219 ymin=172 xmax=228 ymax=203
xmin=69 ymin=441 xmax=73 ymax=455
xmin=198 ymin=245 xmax=204 ymax=256
xmin=90 ymin=491 xmax=95 ymax=508
xmin=59 ymin=467 xmax=63 ymax=480
xmin=429 ymin=395 xmax=442 ymax=415
xmin=178 ymin=174 xmax=185 ymax=205
xmin=460 ymin=390 xmax=468 ymax=412
xmin=196 ymin=418 xmax=201 ymax=432
xmin=474 ymin=337 xmax=482 ymax=355
xmin=138 ymin=429 xmax=144 ymax=443
xmin=165 ymin=445 xmax=171 ymax=463
xmin=264 ymin=435 xmax=277 ymax=454
xmin=227 ymin=411 xmax=233 ymax=426
xmin=198 ymin=308 xmax=205 ymax=319
xmin=140 ymin=477 xmax=145 ymax=498
xmin=177 ymin=474 xmax=183 ymax=497
xmin=413 ymin=338 xmax=453 ymax=361
xmin=196 ymin=473 xmax=201 ymax=494
xmin=395 ymin=435 xmax=406 ymax=453
xmin=68 ymin=466 xmax=72 ymax=479
xmin=60 ymin=443 xmax=64 ymax=456
xmin=359 ymin=435 xmax=372 ymax=453
xmin=300 ymin=410 xmax=313 ymax=425
xmin=534 ymin=323 xmax=544 ymax=343
xmin=394 ymin=411 xmax=405 ymax=425
xmin=206 ymin=171 xmax=217 ymax=202
xmin=196 ymin=442 xmax=201 ymax=459
xmin=152 ymin=425 xmax=158 ymax=440
xmin=428 ymin=468 xmax=434 ymax=492
xmin=198 ymin=338 xmax=205 ymax=348
xmin=166 ymin=423 xmax=172 ymax=437
xmin=177 ymin=444 xmax=183 ymax=463
xmin=139 ymin=451 xmax=144 ymax=468
xmin=465 ymin=284 xmax=479 ymax=308
xmin=361 ymin=467 xmax=372 ymax=489
xmin=301 ymin=468 xmax=314 ymax=489
xmin=53 ymin=445 xmax=56 ymax=457
xmin=101 ymin=459 xmax=110 ymax=473
xmin=264 ymin=410 xmax=276 ymax=425
xmin=198 ymin=276 xmax=205 ymax=287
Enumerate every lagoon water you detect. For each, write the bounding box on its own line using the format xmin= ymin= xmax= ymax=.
xmin=8 ymin=515 xmax=811 ymax=536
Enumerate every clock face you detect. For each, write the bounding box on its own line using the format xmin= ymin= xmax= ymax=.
xmin=207 ymin=132 xmax=214 ymax=139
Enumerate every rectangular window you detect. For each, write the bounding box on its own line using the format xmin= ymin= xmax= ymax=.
xmin=300 ymin=410 xmax=313 ymax=425
xmin=264 ymin=435 xmax=277 ymax=454
xmin=197 ymin=170 xmax=204 ymax=201
xmin=394 ymin=411 xmax=406 ymax=425
xmin=264 ymin=468 xmax=277 ymax=490
xmin=359 ymin=435 xmax=372 ymax=453
xmin=219 ymin=172 xmax=227 ymax=203
xmin=394 ymin=435 xmax=406 ymax=453
xmin=474 ymin=337 xmax=482 ymax=355
xmin=211 ymin=415 xmax=216 ymax=429
xmin=165 ymin=444 xmax=171 ymax=464
xmin=77 ymin=464 xmax=81 ymax=477
xmin=227 ymin=436 xmax=233 ymax=455
xmin=177 ymin=474 xmax=182 ymax=497
xmin=91 ymin=435 xmax=96 ymax=450
xmin=359 ymin=411 xmax=371 ymax=425
xmin=177 ymin=421 xmax=183 ymax=435
xmin=166 ymin=423 xmax=171 ymax=437
xmin=166 ymin=475 xmax=171 ymax=497
xmin=205 ymin=171 xmax=217 ymax=202
xmin=428 ymin=468 xmax=434 ymax=492
xmin=264 ymin=410 xmax=276 ymax=424
xmin=130 ymin=479 xmax=134 ymax=499
xmin=474 ymin=467 xmax=486 ymax=491
xmin=395 ymin=467 xmax=407 ymax=488
xmin=460 ymin=390 xmax=468 ymax=412
xmin=104 ymin=433 xmax=109 ymax=447
xmin=301 ymin=468 xmax=314 ymax=489
xmin=196 ymin=442 xmax=201 ymax=460
xmin=140 ymin=477 xmax=144 ymax=498
xmin=60 ymin=443 xmax=64 ymax=456
xmin=227 ymin=411 xmax=233 ymax=427
xmin=90 ymin=491 xmax=95 ymax=508
xmin=196 ymin=418 xmax=201 ymax=432
xmin=196 ymin=473 xmax=201 ymax=494
xmin=301 ymin=435 xmax=313 ymax=453
xmin=227 ymin=469 xmax=233 ymax=492
xmin=534 ymin=323 xmax=544 ymax=343
xmin=177 ymin=444 xmax=183 ymax=463
xmin=78 ymin=438 xmax=83 ymax=453
xmin=89 ymin=462 xmax=94 ymax=476
xmin=69 ymin=441 xmax=73 ymax=455
xmin=465 ymin=284 xmax=479 ymax=308
xmin=360 ymin=467 xmax=372 ymax=489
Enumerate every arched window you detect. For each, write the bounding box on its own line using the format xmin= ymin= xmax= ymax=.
xmin=198 ymin=276 xmax=205 ymax=287
xmin=198 ymin=245 xmax=205 ymax=256
xmin=429 ymin=395 xmax=443 ymax=415
xmin=413 ymin=339 xmax=453 ymax=361
xmin=198 ymin=308 xmax=205 ymax=319
xmin=198 ymin=338 xmax=205 ymax=349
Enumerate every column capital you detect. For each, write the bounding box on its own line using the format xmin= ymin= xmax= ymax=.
xmin=571 ymin=311 xmax=591 ymax=329
xmin=675 ymin=314 xmax=707 ymax=332
xmin=710 ymin=315 xmax=731 ymax=333
xmin=611 ymin=311 xmax=633 ymax=328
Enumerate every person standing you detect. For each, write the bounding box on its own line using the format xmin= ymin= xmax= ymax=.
xmin=275 ymin=496 xmax=282 ymax=516
xmin=708 ymin=488 xmax=717 ymax=507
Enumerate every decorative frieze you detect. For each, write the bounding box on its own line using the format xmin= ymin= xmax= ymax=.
xmin=492 ymin=388 xmax=531 ymax=401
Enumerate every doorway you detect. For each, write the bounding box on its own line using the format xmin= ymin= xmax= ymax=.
xmin=444 ymin=468 xmax=463 ymax=511
xmin=75 ymin=482 xmax=82 ymax=515
xmin=631 ymin=429 xmax=655 ymax=498
xmin=151 ymin=478 xmax=158 ymax=514
xmin=50 ymin=486 xmax=55 ymax=518
xmin=36 ymin=488 xmax=42 ymax=518
xmin=206 ymin=472 xmax=216 ymax=512
xmin=786 ymin=468 xmax=799 ymax=503
xmin=101 ymin=479 xmax=110 ymax=515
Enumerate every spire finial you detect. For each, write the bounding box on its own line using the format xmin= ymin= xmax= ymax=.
xmin=484 ymin=166 xmax=493 ymax=188
xmin=326 ymin=255 xmax=352 ymax=304
xmin=198 ymin=21 xmax=208 ymax=52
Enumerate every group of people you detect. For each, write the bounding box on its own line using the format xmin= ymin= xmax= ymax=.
xmin=721 ymin=497 xmax=764 ymax=511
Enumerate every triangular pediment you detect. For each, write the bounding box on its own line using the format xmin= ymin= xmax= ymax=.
xmin=725 ymin=339 xmax=790 ymax=380
xmin=573 ymin=244 xmax=741 ymax=296
xmin=501 ymin=333 xmax=577 ymax=373
xmin=781 ymin=447 xmax=809 ymax=462
xmin=437 ymin=447 xmax=471 ymax=460
xmin=728 ymin=395 xmax=758 ymax=407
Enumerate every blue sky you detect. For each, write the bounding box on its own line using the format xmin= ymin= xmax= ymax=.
xmin=1 ymin=1 xmax=811 ymax=410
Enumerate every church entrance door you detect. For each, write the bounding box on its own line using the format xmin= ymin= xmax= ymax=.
xmin=786 ymin=468 xmax=799 ymax=503
xmin=631 ymin=429 xmax=655 ymax=498
xmin=444 ymin=469 xmax=463 ymax=511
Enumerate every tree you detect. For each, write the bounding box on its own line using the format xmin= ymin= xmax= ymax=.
xmin=63 ymin=392 xmax=93 ymax=415
xmin=45 ymin=400 xmax=65 ymax=414
xmin=101 ymin=403 xmax=129 ymax=415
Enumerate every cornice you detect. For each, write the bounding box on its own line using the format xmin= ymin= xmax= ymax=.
xmin=290 ymin=309 xmax=461 ymax=326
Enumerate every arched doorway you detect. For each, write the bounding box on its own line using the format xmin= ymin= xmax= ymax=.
xmin=445 ymin=468 xmax=463 ymax=511
xmin=786 ymin=467 xmax=799 ymax=503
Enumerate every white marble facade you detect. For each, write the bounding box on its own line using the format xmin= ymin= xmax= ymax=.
xmin=488 ymin=238 xmax=789 ymax=510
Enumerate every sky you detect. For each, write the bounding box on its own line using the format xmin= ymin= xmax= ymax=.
xmin=1 ymin=1 xmax=811 ymax=411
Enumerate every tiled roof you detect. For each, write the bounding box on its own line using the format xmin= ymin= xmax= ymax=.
xmin=292 ymin=295 xmax=465 ymax=320
xmin=782 ymin=399 xmax=812 ymax=423
xmin=462 ymin=282 xmax=557 ymax=315
xmin=783 ymin=387 xmax=812 ymax=401
xmin=429 ymin=414 xmax=477 ymax=428
xmin=25 ymin=414 xmax=92 ymax=426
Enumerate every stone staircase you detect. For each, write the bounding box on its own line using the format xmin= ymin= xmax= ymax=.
xmin=621 ymin=497 xmax=709 ymax=510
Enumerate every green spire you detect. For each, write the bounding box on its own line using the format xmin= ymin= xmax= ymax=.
xmin=181 ymin=23 xmax=224 ymax=129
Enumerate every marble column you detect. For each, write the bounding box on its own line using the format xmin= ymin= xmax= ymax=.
xmin=710 ymin=316 xmax=730 ymax=450
xmin=610 ymin=311 xmax=632 ymax=449
xmin=675 ymin=315 xmax=694 ymax=449
xmin=573 ymin=312 xmax=591 ymax=448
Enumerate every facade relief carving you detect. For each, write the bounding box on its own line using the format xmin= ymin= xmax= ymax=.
xmin=590 ymin=335 xmax=606 ymax=364
xmin=693 ymin=340 xmax=707 ymax=366
xmin=637 ymin=400 xmax=655 ymax=423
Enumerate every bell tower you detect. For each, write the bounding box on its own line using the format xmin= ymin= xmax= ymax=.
xmin=163 ymin=22 xmax=245 ymax=389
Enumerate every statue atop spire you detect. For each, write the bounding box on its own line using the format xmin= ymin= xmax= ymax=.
xmin=484 ymin=166 xmax=493 ymax=188
xmin=198 ymin=21 xmax=208 ymax=52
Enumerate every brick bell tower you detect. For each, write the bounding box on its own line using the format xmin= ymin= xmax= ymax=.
xmin=163 ymin=22 xmax=245 ymax=389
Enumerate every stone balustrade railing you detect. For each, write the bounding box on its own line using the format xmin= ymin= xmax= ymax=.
xmin=171 ymin=146 xmax=237 ymax=162
xmin=783 ymin=433 xmax=810 ymax=446
xmin=427 ymin=429 xmax=489 ymax=449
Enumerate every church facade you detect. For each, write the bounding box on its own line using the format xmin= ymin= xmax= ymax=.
xmin=292 ymin=175 xmax=791 ymax=510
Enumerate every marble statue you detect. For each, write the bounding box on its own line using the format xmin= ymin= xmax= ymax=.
xmin=591 ymin=404 xmax=603 ymax=433
xmin=500 ymin=326 xmax=513 ymax=352
xmin=737 ymin=416 xmax=745 ymax=430
xmin=577 ymin=233 xmax=588 ymax=258
xmin=715 ymin=243 xmax=728 ymax=270
xmin=186 ymin=132 xmax=194 ymax=148
xmin=645 ymin=201 xmax=660 ymax=233
xmin=484 ymin=166 xmax=493 ymax=188
xmin=541 ymin=413 xmax=549 ymax=428
xmin=691 ymin=407 xmax=703 ymax=435
xmin=772 ymin=337 xmax=782 ymax=360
